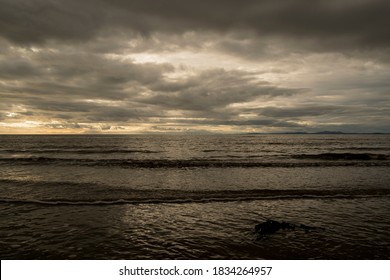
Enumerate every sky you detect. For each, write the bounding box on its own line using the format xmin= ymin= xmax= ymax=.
xmin=0 ymin=0 xmax=390 ymax=134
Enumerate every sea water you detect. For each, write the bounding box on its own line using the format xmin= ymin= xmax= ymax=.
xmin=0 ymin=134 xmax=389 ymax=259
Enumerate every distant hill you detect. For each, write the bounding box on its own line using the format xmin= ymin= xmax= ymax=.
xmin=244 ymin=131 xmax=387 ymax=135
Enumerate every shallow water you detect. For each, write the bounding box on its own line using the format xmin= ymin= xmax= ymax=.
xmin=0 ymin=134 xmax=389 ymax=259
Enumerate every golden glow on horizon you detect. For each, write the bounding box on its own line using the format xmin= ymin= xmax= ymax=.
xmin=0 ymin=120 xmax=273 ymax=134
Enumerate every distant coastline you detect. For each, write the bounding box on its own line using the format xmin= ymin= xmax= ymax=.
xmin=0 ymin=131 xmax=390 ymax=136
xmin=245 ymin=131 xmax=390 ymax=135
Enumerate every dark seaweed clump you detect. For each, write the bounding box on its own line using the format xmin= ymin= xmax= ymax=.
xmin=254 ymin=220 xmax=324 ymax=240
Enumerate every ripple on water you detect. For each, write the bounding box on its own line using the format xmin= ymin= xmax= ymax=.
xmin=1 ymin=196 xmax=389 ymax=259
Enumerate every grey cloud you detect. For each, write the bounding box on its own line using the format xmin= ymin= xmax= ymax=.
xmin=85 ymin=106 xmax=165 ymax=122
xmin=45 ymin=122 xmax=83 ymax=130
xmin=0 ymin=55 xmax=310 ymax=127
xmin=24 ymin=99 xmax=95 ymax=113
xmin=0 ymin=46 xmax=174 ymax=102
xmin=1 ymin=0 xmax=389 ymax=133
xmin=173 ymin=118 xmax=303 ymax=128
xmin=0 ymin=0 xmax=104 ymax=44
xmin=102 ymin=0 xmax=390 ymax=52
xmin=252 ymin=104 xmax=390 ymax=132
xmin=44 ymin=122 xmax=126 ymax=132
xmin=0 ymin=58 xmax=39 ymax=79
xmin=258 ymin=105 xmax=348 ymax=118
xmin=54 ymin=114 xmax=77 ymax=120
xmin=0 ymin=103 xmax=9 ymax=111
xmin=100 ymin=125 xmax=111 ymax=130
xmin=141 ymin=69 xmax=306 ymax=111
xmin=1 ymin=0 xmax=389 ymax=53
xmin=20 ymin=98 xmax=165 ymax=122
xmin=37 ymin=51 xmax=173 ymax=87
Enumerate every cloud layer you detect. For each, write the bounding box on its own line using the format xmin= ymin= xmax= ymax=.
xmin=0 ymin=0 xmax=389 ymax=133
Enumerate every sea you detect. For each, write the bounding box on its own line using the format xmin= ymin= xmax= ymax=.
xmin=0 ymin=134 xmax=389 ymax=259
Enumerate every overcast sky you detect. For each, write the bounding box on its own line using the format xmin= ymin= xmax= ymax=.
xmin=1 ymin=0 xmax=389 ymax=133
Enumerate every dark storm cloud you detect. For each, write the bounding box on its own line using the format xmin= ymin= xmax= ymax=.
xmin=1 ymin=0 xmax=389 ymax=133
xmin=1 ymin=0 xmax=389 ymax=52
xmin=0 ymin=0 xmax=104 ymax=43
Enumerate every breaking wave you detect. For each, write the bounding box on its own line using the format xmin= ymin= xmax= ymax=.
xmin=1 ymin=183 xmax=389 ymax=206
xmin=1 ymin=155 xmax=389 ymax=168
xmin=292 ymin=153 xmax=389 ymax=160
xmin=0 ymin=149 xmax=162 ymax=154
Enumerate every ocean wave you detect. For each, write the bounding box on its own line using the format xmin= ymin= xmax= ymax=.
xmin=1 ymin=156 xmax=389 ymax=168
xmin=0 ymin=149 xmax=162 ymax=154
xmin=1 ymin=188 xmax=389 ymax=206
xmin=0 ymin=178 xmax=111 ymax=189
xmin=292 ymin=153 xmax=389 ymax=160
xmin=334 ymin=147 xmax=390 ymax=151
